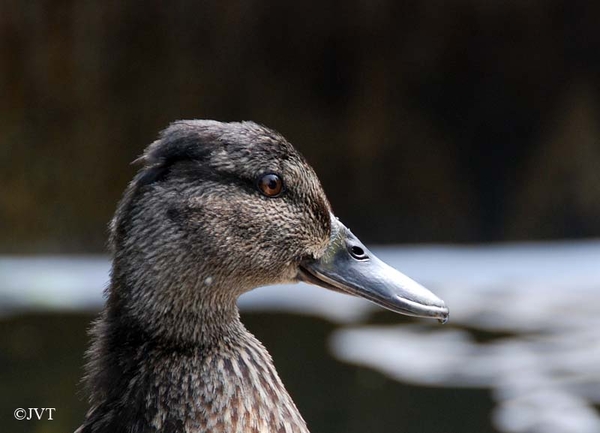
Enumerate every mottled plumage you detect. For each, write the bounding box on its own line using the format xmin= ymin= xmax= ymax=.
xmin=77 ymin=120 xmax=448 ymax=433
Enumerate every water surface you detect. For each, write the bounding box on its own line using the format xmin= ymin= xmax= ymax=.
xmin=1 ymin=241 xmax=598 ymax=433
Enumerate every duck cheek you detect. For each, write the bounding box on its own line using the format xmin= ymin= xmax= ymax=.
xmin=241 ymin=248 xmax=298 ymax=286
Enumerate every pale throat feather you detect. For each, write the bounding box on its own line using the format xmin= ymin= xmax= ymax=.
xmin=166 ymin=327 xmax=310 ymax=433
xmin=205 ymin=331 xmax=308 ymax=433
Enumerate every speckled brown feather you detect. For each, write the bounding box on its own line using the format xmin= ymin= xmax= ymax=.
xmin=77 ymin=121 xmax=332 ymax=433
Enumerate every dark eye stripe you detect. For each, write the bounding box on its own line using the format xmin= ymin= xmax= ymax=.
xmin=136 ymin=160 xmax=257 ymax=194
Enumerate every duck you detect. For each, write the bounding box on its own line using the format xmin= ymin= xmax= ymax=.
xmin=76 ymin=120 xmax=449 ymax=433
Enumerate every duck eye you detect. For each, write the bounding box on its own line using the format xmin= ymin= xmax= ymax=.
xmin=257 ymin=173 xmax=284 ymax=197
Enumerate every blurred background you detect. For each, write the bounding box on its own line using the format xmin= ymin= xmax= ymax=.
xmin=1 ymin=1 xmax=599 ymax=432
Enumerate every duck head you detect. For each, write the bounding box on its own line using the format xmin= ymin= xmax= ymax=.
xmin=110 ymin=120 xmax=448 ymax=338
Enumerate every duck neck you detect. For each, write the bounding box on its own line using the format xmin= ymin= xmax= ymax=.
xmin=114 ymin=270 xmax=247 ymax=346
xmin=83 ymin=282 xmax=310 ymax=433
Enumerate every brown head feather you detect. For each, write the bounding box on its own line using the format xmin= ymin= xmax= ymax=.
xmin=79 ymin=120 xmax=332 ymax=433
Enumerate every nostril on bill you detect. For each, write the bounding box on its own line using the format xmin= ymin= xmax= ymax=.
xmin=349 ymin=245 xmax=367 ymax=260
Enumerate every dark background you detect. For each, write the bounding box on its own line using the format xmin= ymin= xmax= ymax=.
xmin=2 ymin=1 xmax=600 ymax=253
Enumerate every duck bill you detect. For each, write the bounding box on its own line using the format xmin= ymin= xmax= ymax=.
xmin=298 ymin=215 xmax=449 ymax=323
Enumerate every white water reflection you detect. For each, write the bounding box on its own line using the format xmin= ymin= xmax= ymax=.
xmin=330 ymin=242 xmax=600 ymax=433
xmin=1 ymin=241 xmax=599 ymax=432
